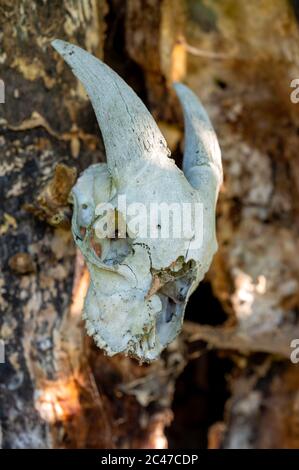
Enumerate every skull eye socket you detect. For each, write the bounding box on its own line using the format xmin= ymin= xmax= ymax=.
xmin=102 ymin=234 xmax=133 ymax=266
xmin=79 ymin=226 xmax=86 ymax=238
xmin=87 ymin=222 xmax=133 ymax=267
xmin=90 ymin=231 xmax=102 ymax=258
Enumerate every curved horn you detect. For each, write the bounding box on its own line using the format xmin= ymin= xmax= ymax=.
xmin=174 ymin=83 xmax=222 ymax=198
xmin=52 ymin=40 xmax=170 ymax=186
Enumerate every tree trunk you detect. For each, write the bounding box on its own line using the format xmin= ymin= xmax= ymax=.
xmin=1 ymin=0 xmax=299 ymax=449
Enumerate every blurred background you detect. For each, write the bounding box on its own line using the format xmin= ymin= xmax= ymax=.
xmin=1 ymin=0 xmax=299 ymax=449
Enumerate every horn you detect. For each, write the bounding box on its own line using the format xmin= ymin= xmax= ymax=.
xmin=52 ymin=40 xmax=170 ymax=186
xmin=174 ymin=83 xmax=222 ymax=197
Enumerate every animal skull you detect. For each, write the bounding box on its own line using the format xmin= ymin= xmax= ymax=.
xmin=52 ymin=40 xmax=223 ymax=362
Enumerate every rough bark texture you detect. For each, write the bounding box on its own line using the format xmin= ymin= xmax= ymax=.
xmin=1 ymin=0 xmax=299 ymax=449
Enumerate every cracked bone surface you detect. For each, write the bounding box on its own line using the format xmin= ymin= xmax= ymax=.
xmin=52 ymin=40 xmax=223 ymax=362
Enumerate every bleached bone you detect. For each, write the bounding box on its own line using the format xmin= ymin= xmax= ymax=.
xmin=52 ymin=40 xmax=222 ymax=362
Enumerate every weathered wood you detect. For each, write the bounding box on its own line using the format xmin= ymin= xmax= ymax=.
xmin=0 ymin=0 xmax=108 ymax=448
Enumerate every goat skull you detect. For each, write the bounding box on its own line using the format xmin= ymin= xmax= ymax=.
xmin=52 ymin=40 xmax=222 ymax=362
